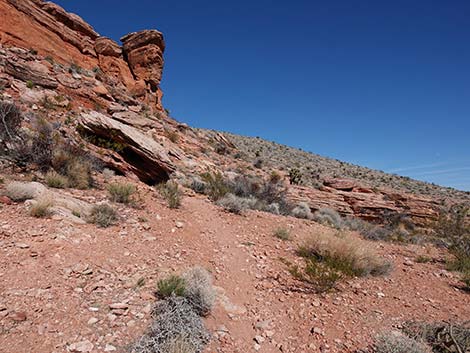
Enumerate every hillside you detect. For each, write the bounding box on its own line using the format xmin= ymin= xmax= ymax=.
xmin=221 ymin=131 xmax=470 ymax=202
xmin=0 ymin=1 xmax=469 ymax=353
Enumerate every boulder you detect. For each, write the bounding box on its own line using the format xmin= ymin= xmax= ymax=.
xmin=78 ymin=111 xmax=176 ymax=184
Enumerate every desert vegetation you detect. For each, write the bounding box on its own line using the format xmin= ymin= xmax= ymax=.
xmin=133 ymin=267 xmax=215 ymax=353
xmin=286 ymin=231 xmax=392 ymax=292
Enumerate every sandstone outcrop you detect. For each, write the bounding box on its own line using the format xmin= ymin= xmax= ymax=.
xmin=78 ymin=111 xmax=176 ymax=184
xmin=289 ymin=179 xmax=440 ymax=225
xmin=0 ymin=0 xmax=165 ymax=111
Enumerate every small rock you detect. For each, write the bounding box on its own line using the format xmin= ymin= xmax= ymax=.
xmin=254 ymin=335 xmax=265 ymax=344
xmin=175 ymin=221 xmax=184 ymax=228
xmin=87 ymin=317 xmax=98 ymax=325
xmin=109 ymin=303 xmax=128 ymax=310
xmin=104 ymin=344 xmax=116 ymax=352
xmin=68 ymin=340 xmax=94 ymax=353
xmin=9 ymin=311 xmax=27 ymax=321
xmin=15 ymin=243 xmax=30 ymax=249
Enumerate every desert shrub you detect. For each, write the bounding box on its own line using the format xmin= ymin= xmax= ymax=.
xmin=52 ymin=147 xmax=93 ymax=189
xmin=434 ymin=205 xmax=470 ymax=289
xmin=158 ymin=181 xmax=182 ymax=209
xmin=108 ymin=182 xmax=136 ymax=204
xmin=190 ymin=178 xmax=206 ymax=194
xmin=273 ymin=227 xmax=290 ymax=240
xmin=88 ymin=203 xmax=117 ymax=228
xmin=102 ymin=168 xmax=115 ymax=181
xmin=373 ymin=332 xmax=432 ymax=353
xmin=182 ymin=267 xmax=216 ymax=317
xmin=403 ymin=321 xmax=470 ymax=352
xmin=286 ymin=257 xmax=343 ymax=293
xmin=0 ymin=102 xmax=23 ymax=150
xmin=5 ymin=182 xmax=38 ymax=201
xmin=45 ymin=171 xmax=68 ymax=189
xmin=313 ymin=208 xmax=344 ymax=229
xmin=157 ymin=275 xmax=186 ymax=299
xmin=166 ymin=130 xmax=179 ymax=143
xmin=29 ymin=197 xmax=53 ymax=218
xmin=216 ymin=193 xmax=257 ymax=214
xmin=30 ymin=118 xmax=55 ymax=170
xmin=131 ymin=296 xmax=210 ymax=353
xmin=291 ymin=202 xmax=313 ymax=220
xmin=265 ymin=202 xmax=280 ymax=215
xmin=299 ymin=232 xmax=392 ymax=277
xmin=200 ymin=172 xmax=229 ymax=201
xmin=289 ymin=168 xmax=302 ymax=185
xmin=253 ymin=158 xmax=263 ymax=169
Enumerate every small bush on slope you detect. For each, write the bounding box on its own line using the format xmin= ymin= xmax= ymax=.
xmin=313 ymin=208 xmax=344 ymax=229
xmin=157 ymin=275 xmax=186 ymax=299
xmin=287 ymin=232 xmax=392 ymax=293
xmin=131 ymin=297 xmax=210 ymax=353
xmin=273 ymin=227 xmax=290 ymax=240
xmin=29 ymin=197 xmax=53 ymax=218
xmin=158 ymin=180 xmax=182 ymax=209
xmin=87 ymin=204 xmax=117 ymax=228
xmin=107 ymin=182 xmax=136 ymax=204
xmin=291 ymin=202 xmax=313 ymax=220
xmin=373 ymin=332 xmax=432 ymax=353
xmin=182 ymin=267 xmax=216 ymax=317
xmin=45 ymin=171 xmax=68 ymax=189
xmin=216 ymin=193 xmax=257 ymax=214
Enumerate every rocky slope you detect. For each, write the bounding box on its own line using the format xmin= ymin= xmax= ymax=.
xmin=0 ymin=2 xmax=469 ymax=353
xmin=1 ymin=0 xmax=467 ymax=226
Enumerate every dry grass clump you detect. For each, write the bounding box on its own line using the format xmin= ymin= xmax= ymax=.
xmin=87 ymin=203 xmax=118 ymax=228
xmin=182 ymin=267 xmax=216 ymax=317
xmin=29 ymin=197 xmax=53 ymax=218
xmin=300 ymin=232 xmax=392 ymax=277
xmin=216 ymin=193 xmax=256 ymax=214
xmin=5 ymin=182 xmax=39 ymax=201
xmin=373 ymin=332 xmax=432 ymax=353
xmin=107 ymin=182 xmax=136 ymax=204
xmin=200 ymin=172 xmax=229 ymax=201
xmin=45 ymin=171 xmax=68 ymax=189
xmin=287 ymin=231 xmax=392 ymax=292
xmin=158 ymin=181 xmax=182 ymax=209
xmin=52 ymin=149 xmax=93 ymax=189
xmin=273 ymin=227 xmax=290 ymax=240
xmin=133 ymin=267 xmax=215 ymax=353
xmin=131 ymin=297 xmax=210 ymax=353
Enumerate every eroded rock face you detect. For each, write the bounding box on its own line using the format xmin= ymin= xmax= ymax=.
xmin=0 ymin=0 xmax=166 ymax=111
xmin=121 ymin=30 xmax=165 ymax=110
xmin=289 ymin=179 xmax=440 ymax=226
xmin=78 ymin=111 xmax=176 ymax=184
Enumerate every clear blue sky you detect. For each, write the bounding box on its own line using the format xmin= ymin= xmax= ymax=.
xmin=55 ymin=0 xmax=470 ymax=191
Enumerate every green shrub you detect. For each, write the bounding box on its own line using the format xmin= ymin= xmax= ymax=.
xmin=45 ymin=171 xmax=68 ymax=188
xmin=200 ymin=172 xmax=229 ymax=201
xmin=273 ymin=227 xmax=290 ymax=240
xmin=107 ymin=182 xmax=136 ymax=204
xmin=88 ymin=203 xmax=118 ymax=228
xmin=289 ymin=168 xmax=302 ymax=185
xmin=157 ymin=275 xmax=186 ymax=299
xmin=287 ymin=257 xmax=342 ymax=293
xmin=313 ymin=208 xmax=344 ymax=229
xmin=158 ymin=181 xmax=182 ymax=209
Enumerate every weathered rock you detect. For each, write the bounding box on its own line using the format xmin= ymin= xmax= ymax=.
xmin=4 ymin=58 xmax=58 ymax=88
xmin=94 ymin=37 xmax=121 ymax=57
xmin=121 ymin=30 xmax=165 ymax=109
xmin=68 ymin=340 xmax=94 ymax=353
xmin=78 ymin=111 xmax=176 ymax=184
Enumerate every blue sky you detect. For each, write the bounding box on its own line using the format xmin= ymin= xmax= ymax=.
xmin=55 ymin=0 xmax=470 ymax=191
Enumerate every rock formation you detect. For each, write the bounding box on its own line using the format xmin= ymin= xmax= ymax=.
xmin=0 ymin=0 xmax=165 ymax=110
